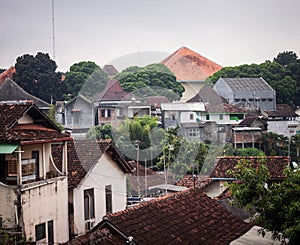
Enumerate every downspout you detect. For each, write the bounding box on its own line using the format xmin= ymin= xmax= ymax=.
xmin=42 ymin=144 xmax=46 ymax=179
xmin=17 ymin=146 xmax=22 ymax=186
xmin=63 ymin=141 xmax=68 ymax=175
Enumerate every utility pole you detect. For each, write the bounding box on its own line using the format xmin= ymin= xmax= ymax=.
xmin=51 ymin=0 xmax=56 ymax=59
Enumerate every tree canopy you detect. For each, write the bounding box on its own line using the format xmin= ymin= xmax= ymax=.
xmin=12 ymin=52 xmax=65 ymax=103
xmin=228 ymin=160 xmax=300 ymax=244
xmin=64 ymin=61 xmax=109 ymax=98
xmin=114 ymin=63 xmax=184 ymax=101
xmin=206 ymin=51 xmax=300 ymax=106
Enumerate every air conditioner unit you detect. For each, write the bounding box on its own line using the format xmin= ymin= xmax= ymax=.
xmin=85 ymin=221 xmax=95 ymax=231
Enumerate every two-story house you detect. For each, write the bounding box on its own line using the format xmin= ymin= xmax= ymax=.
xmin=52 ymin=139 xmax=133 ymax=238
xmin=0 ymin=100 xmax=71 ymax=244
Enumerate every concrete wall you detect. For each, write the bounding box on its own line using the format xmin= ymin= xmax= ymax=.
xmin=0 ymin=183 xmax=18 ymax=228
xmin=21 ymin=177 xmax=69 ymax=244
xmin=65 ymin=97 xmax=95 ymax=130
xmin=72 ymin=153 xmax=127 ymax=236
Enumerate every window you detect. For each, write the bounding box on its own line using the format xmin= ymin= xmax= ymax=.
xmin=48 ymin=220 xmax=54 ymax=245
xmin=189 ymin=114 xmax=194 ymax=120
xmin=101 ymin=109 xmax=111 ymax=118
xmin=35 ymin=223 xmax=46 ymax=241
xmin=219 ymin=114 xmax=223 ymax=120
xmin=188 ymin=128 xmax=199 ymax=137
xmin=105 ymin=185 xmax=112 ymax=214
xmin=84 ymin=189 xmax=95 ymax=220
xmin=7 ymin=159 xmax=17 ymax=176
xmin=205 ymin=115 xmax=210 ymax=121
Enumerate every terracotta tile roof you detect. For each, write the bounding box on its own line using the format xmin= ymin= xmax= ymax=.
xmin=161 ymin=47 xmax=222 ymax=81
xmin=264 ymin=104 xmax=298 ymax=117
xmin=146 ymin=96 xmax=170 ymax=107
xmin=103 ymin=65 xmax=118 ymax=77
xmin=52 ymin=139 xmax=134 ymax=188
xmin=127 ymin=161 xmax=166 ymax=192
xmin=0 ymin=67 xmax=15 ymax=84
xmin=0 ymin=78 xmax=49 ymax=108
xmin=89 ymin=188 xmax=253 ymax=244
xmin=188 ymin=86 xmax=244 ymax=113
xmin=210 ymin=156 xmax=290 ymax=180
xmin=0 ymin=101 xmax=68 ymax=142
xmin=175 ymin=174 xmax=212 ymax=189
xmin=90 ymin=79 xmax=132 ymax=102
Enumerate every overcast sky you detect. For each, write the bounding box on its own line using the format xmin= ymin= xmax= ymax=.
xmin=1 ymin=0 xmax=300 ymax=72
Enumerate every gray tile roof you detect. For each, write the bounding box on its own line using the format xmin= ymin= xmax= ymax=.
xmin=221 ymin=77 xmax=274 ymax=92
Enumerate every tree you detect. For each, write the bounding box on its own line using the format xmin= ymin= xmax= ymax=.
xmin=13 ymin=52 xmax=65 ymax=103
xmin=273 ymin=51 xmax=298 ymax=67
xmin=47 ymin=104 xmax=64 ymax=131
xmin=85 ymin=124 xmax=112 ymax=140
xmin=234 ymin=147 xmax=265 ymax=156
xmin=258 ymin=132 xmax=288 ymax=156
xmin=64 ymin=61 xmax=109 ymax=98
xmin=114 ymin=64 xmax=184 ymax=101
xmin=228 ymin=161 xmax=300 ymax=244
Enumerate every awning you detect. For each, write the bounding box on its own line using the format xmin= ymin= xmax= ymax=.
xmin=0 ymin=143 xmax=19 ymax=154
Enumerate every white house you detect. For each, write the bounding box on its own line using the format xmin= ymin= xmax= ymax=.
xmin=0 ymin=101 xmax=71 ymax=244
xmin=52 ymin=139 xmax=133 ymax=238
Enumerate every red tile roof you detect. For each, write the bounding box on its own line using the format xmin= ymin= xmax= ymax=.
xmin=210 ymin=156 xmax=290 ymax=180
xmin=52 ymin=139 xmax=134 ymax=188
xmin=264 ymin=104 xmax=298 ymax=117
xmin=146 ymin=96 xmax=170 ymax=108
xmin=0 ymin=67 xmax=15 ymax=84
xmin=0 ymin=101 xmax=68 ymax=143
xmin=90 ymin=79 xmax=132 ymax=102
xmin=103 ymin=65 xmax=118 ymax=77
xmin=161 ymin=47 xmax=222 ymax=81
xmin=175 ymin=174 xmax=212 ymax=188
xmin=81 ymin=188 xmax=252 ymax=244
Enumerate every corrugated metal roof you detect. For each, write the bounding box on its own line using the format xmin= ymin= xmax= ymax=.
xmin=221 ymin=77 xmax=274 ymax=92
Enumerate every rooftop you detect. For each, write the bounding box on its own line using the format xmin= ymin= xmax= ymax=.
xmin=71 ymin=188 xmax=252 ymax=244
xmin=218 ymin=77 xmax=274 ymax=92
xmin=161 ymin=47 xmax=222 ymax=80
xmin=210 ymin=156 xmax=290 ymax=180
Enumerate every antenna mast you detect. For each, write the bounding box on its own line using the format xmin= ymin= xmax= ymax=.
xmin=51 ymin=0 xmax=56 ymax=59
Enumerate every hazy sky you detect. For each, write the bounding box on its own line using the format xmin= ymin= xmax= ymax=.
xmin=1 ymin=0 xmax=300 ymax=72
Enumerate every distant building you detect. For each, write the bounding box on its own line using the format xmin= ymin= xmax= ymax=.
xmin=102 ymin=65 xmax=118 ymax=78
xmin=213 ymin=77 xmax=276 ymax=111
xmin=161 ymin=46 xmax=222 ymax=101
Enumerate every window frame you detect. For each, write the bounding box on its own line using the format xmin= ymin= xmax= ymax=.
xmin=84 ymin=188 xmax=95 ymax=221
xmin=105 ymin=185 xmax=113 ymax=214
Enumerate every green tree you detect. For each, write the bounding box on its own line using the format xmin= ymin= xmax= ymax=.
xmin=64 ymin=61 xmax=109 ymax=98
xmin=258 ymin=132 xmax=288 ymax=156
xmin=233 ymin=147 xmax=265 ymax=156
xmin=273 ymin=51 xmax=298 ymax=67
xmin=85 ymin=124 xmax=112 ymax=140
xmin=12 ymin=52 xmax=65 ymax=103
xmin=47 ymin=104 xmax=64 ymax=131
xmin=114 ymin=64 xmax=184 ymax=101
xmin=228 ymin=161 xmax=300 ymax=244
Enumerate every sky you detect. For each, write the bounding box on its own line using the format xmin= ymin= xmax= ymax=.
xmin=1 ymin=0 xmax=300 ymax=72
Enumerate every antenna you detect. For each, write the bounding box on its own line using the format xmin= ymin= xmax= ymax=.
xmin=51 ymin=0 xmax=56 ymax=59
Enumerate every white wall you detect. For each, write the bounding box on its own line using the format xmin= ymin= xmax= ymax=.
xmin=21 ymin=177 xmax=69 ymax=244
xmin=72 ymin=152 xmax=127 ymax=236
